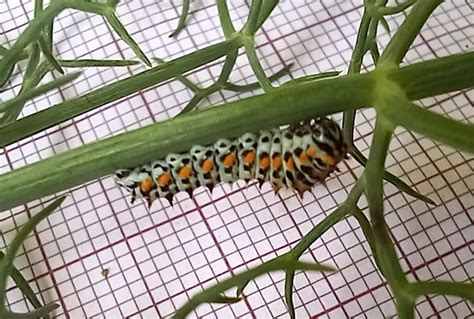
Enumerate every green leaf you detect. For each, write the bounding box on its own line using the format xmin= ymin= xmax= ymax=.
xmin=0 ymin=197 xmax=66 ymax=314
xmin=207 ymin=295 xmax=242 ymax=304
xmin=284 ymin=270 xmax=296 ymax=319
xmin=58 ymin=59 xmax=140 ymax=68
xmin=170 ymin=0 xmax=191 ymax=38
xmin=408 ymin=281 xmax=474 ymax=302
xmin=0 ymin=72 xmax=81 ymax=118
xmin=0 ymin=38 xmax=242 ymax=148
xmin=0 ymin=252 xmax=48 ymax=317
xmin=351 ymin=147 xmax=436 ymax=205
xmin=37 ymin=35 xmax=64 ymax=74
xmin=105 ymin=13 xmax=151 ymax=66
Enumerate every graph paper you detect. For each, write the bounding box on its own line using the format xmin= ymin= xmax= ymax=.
xmin=0 ymin=0 xmax=472 ymax=318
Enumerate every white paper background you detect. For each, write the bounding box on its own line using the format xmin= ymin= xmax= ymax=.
xmin=1 ymin=1 xmax=472 ymax=318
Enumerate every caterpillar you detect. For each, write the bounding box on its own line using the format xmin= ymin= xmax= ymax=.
xmin=114 ymin=118 xmax=348 ymax=207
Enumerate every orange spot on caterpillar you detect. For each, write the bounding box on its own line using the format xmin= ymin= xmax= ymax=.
xmin=223 ymin=153 xmax=236 ymax=167
xmin=272 ymin=155 xmax=282 ymax=170
xmin=179 ymin=166 xmax=193 ymax=179
xmin=140 ymin=178 xmax=154 ymax=193
xmin=157 ymin=173 xmax=171 ymax=186
xmin=306 ymin=146 xmax=317 ymax=157
xmin=322 ymin=155 xmax=336 ymax=166
xmin=299 ymin=152 xmax=310 ymax=164
xmin=259 ymin=156 xmax=271 ymax=169
xmin=286 ymin=157 xmax=294 ymax=170
xmin=201 ymin=159 xmax=214 ymax=173
xmin=244 ymin=151 xmax=256 ymax=165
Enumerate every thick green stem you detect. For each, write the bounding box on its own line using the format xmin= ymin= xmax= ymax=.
xmin=0 ymin=73 xmax=375 ymax=212
xmin=380 ymin=97 xmax=474 ymax=154
xmin=407 ymin=281 xmax=474 ymax=302
xmin=0 ymin=52 xmax=473 ymax=212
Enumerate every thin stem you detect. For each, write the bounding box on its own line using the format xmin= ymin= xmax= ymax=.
xmin=0 ymin=72 xmax=81 ymax=113
xmin=0 ymin=3 xmax=64 ymax=87
xmin=216 ymin=50 xmax=239 ymax=84
xmin=0 ymin=197 xmax=66 ymax=311
xmin=283 ymin=177 xmax=365 ymax=319
xmin=291 ymin=177 xmax=365 ymax=258
xmin=0 ymin=252 xmax=46 ymax=316
xmin=172 ymin=256 xmax=332 ymax=318
xmin=256 ymin=0 xmax=280 ymax=31
xmin=379 ymin=0 xmax=443 ymax=66
xmin=343 ymin=10 xmax=372 ymax=145
xmin=225 ymin=63 xmax=293 ymax=92
xmin=365 ymin=114 xmax=412 ymax=316
xmin=104 ymin=13 xmax=151 ymax=66
xmin=152 ymin=57 xmax=201 ymax=93
xmin=243 ymin=37 xmax=273 ymax=92
xmin=408 ymin=281 xmax=474 ymax=302
xmin=0 ymin=38 xmax=243 ymax=148
xmin=170 ymin=0 xmax=191 ymax=37
xmin=217 ymin=0 xmax=236 ymax=38
xmin=351 ymin=147 xmax=435 ymax=205
xmin=37 ymin=34 xmax=64 ymax=74
xmin=242 ymin=0 xmax=263 ymax=35
xmin=284 ymin=269 xmax=296 ymax=319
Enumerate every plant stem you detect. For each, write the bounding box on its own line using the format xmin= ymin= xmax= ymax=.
xmin=407 ymin=281 xmax=474 ymax=302
xmin=243 ymin=37 xmax=274 ymax=91
xmin=0 ymin=73 xmax=375 ymax=212
xmin=0 ymin=197 xmax=65 ymax=312
xmin=0 ymin=37 xmax=242 ymax=148
xmin=0 ymin=252 xmax=46 ymax=317
xmin=170 ymin=0 xmax=191 ymax=38
xmin=379 ymin=0 xmax=443 ymax=66
xmin=291 ymin=178 xmax=365 ymax=257
xmin=0 ymin=52 xmax=473 ymax=211
xmin=0 ymin=3 xmax=63 ymax=87
xmin=381 ymin=96 xmax=474 ymax=154
xmin=217 ymin=0 xmax=236 ymax=38
xmin=172 ymin=256 xmax=332 ymax=319
xmin=343 ymin=10 xmax=372 ymax=144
